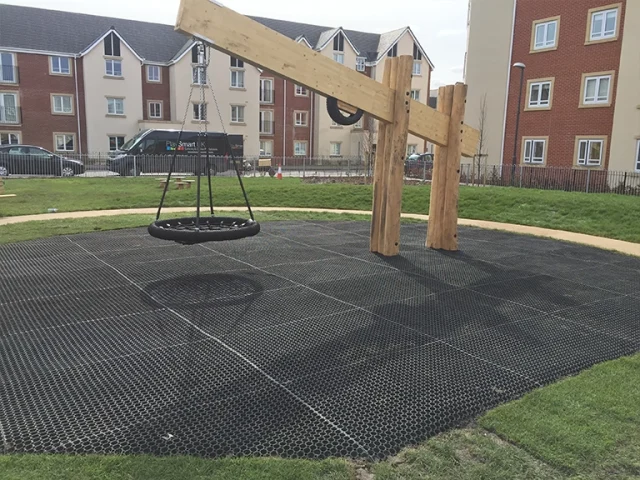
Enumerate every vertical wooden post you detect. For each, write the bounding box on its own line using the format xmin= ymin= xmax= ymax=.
xmin=426 ymin=82 xmax=468 ymax=251
xmin=370 ymin=56 xmax=413 ymax=256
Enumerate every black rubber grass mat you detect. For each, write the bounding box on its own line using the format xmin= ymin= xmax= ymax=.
xmin=1 ymin=221 xmax=638 ymax=460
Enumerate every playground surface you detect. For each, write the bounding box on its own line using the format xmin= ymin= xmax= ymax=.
xmin=1 ymin=221 xmax=639 ymax=460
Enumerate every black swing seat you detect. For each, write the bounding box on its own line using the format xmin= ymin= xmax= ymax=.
xmin=148 ymin=216 xmax=260 ymax=245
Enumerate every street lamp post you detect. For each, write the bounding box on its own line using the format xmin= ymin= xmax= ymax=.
xmin=511 ymin=62 xmax=526 ymax=184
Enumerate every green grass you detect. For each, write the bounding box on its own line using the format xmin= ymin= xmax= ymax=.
xmin=2 ymin=177 xmax=640 ymax=242
xmin=0 ymin=455 xmax=354 ymax=480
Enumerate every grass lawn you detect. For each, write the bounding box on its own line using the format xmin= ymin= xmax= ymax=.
xmin=2 ymin=176 xmax=640 ymax=242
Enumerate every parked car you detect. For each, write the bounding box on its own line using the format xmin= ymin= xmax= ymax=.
xmin=404 ymin=153 xmax=434 ymax=176
xmin=106 ymin=129 xmax=244 ymax=177
xmin=0 ymin=145 xmax=85 ymax=177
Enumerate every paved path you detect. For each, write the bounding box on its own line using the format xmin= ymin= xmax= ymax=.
xmin=1 ymin=206 xmax=638 ymax=257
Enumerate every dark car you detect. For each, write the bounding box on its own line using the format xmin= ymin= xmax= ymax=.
xmin=0 ymin=145 xmax=84 ymax=177
xmin=106 ymin=129 xmax=244 ymax=177
xmin=404 ymin=153 xmax=434 ymax=176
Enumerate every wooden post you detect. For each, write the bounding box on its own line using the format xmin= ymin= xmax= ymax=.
xmin=370 ymin=56 xmax=412 ymax=256
xmin=427 ymin=82 xmax=468 ymax=251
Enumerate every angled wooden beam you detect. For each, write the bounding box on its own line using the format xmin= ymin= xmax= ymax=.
xmin=175 ymin=0 xmax=480 ymax=157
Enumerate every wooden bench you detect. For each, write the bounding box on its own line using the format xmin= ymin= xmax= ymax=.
xmin=175 ymin=182 xmax=186 ymax=190
xmin=185 ymin=180 xmax=196 ymax=189
xmin=157 ymin=179 xmax=168 ymax=189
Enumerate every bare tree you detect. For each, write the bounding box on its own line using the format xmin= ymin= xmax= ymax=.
xmin=474 ymin=93 xmax=488 ymax=185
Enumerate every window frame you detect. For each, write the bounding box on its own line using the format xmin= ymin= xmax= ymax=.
xmin=147 ymin=100 xmax=163 ymax=119
xmin=530 ymin=17 xmax=560 ymax=53
xmin=259 ymin=110 xmax=274 ymax=134
xmin=192 ymin=66 xmax=207 ymax=85
xmin=50 ymin=56 xmax=71 ymax=76
xmin=330 ymin=141 xmax=342 ymax=157
xmin=574 ymin=136 xmax=607 ymax=169
xmin=260 ymin=78 xmax=274 ymax=104
xmin=407 ymin=144 xmax=418 ymax=155
xmin=295 ymin=85 xmax=308 ymax=96
xmin=586 ymin=4 xmax=621 ymax=45
xmin=0 ymin=91 xmax=19 ymax=123
xmin=230 ymin=69 xmax=245 ymax=89
xmin=294 ymin=110 xmax=308 ymax=127
xmin=106 ymin=97 xmax=125 ymax=116
xmin=51 ymin=94 xmax=74 ymax=115
xmin=192 ymin=102 xmax=207 ymax=121
xmin=525 ymin=78 xmax=555 ymax=111
xmin=333 ymin=53 xmax=344 ymax=64
xmin=108 ymin=135 xmax=126 ymax=151
xmin=146 ymin=65 xmax=161 ymax=83
xmin=410 ymin=89 xmax=420 ymax=101
xmin=294 ymin=141 xmax=307 ymax=156
xmin=0 ymin=131 xmax=20 ymax=144
xmin=356 ymin=57 xmax=366 ymax=72
xmin=580 ymin=71 xmax=615 ymax=108
xmin=260 ymin=140 xmax=273 ymax=157
xmin=230 ymin=105 xmax=245 ymax=124
xmin=105 ymin=59 xmax=123 ymax=78
xmin=0 ymin=52 xmax=17 ymax=84
xmin=521 ymin=136 xmax=548 ymax=166
xmin=53 ymin=132 xmax=76 ymax=152
xmin=412 ymin=61 xmax=422 ymax=76
xmin=103 ymin=32 xmax=121 ymax=57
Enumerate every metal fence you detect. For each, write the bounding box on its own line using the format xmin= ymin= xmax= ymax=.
xmin=2 ymin=151 xmax=640 ymax=196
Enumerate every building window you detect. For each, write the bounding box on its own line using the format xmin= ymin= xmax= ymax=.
xmin=333 ymin=32 xmax=344 ymax=52
xmin=193 ymin=103 xmax=207 ymax=121
xmin=147 ymin=65 xmax=161 ymax=82
xmin=353 ymin=117 xmax=363 ymax=129
xmin=330 ymin=142 xmax=342 ymax=157
xmin=0 ymin=92 xmax=19 ymax=123
xmin=333 ymin=53 xmax=344 ymax=64
xmin=294 ymin=141 xmax=307 ymax=156
xmin=413 ymin=61 xmax=422 ymax=76
xmin=109 ymin=135 xmax=126 ymax=151
xmin=230 ymin=57 xmax=244 ymax=68
xmin=407 ymin=144 xmax=418 ymax=155
xmin=527 ymin=79 xmax=553 ymax=109
xmin=106 ymin=97 xmax=124 ymax=115
xmin=52 ymin=94 xmax=73 ymax=114
xmin=387 ymin=44 xmax=398 ymax=57
xmin=411 ymin=89 xmax=420 ymax=101
xmin=192 ymin=44 xmax=206 ymax=64
xmin=148 ymin=101 xmax=162 ymax=119
xmin=294 ymin=111 xmax=308 ymax=127
xmin=1 ymin=132 xmax=19 ymax=144
xmin=413 ymin=44 xmax=423 ymax=60
xmin=581 ymin=73 xmax=613 ymax=106
xmin=192 ymin=66 xmax=206 ymax=85
xmin=54 ymin=133 xmax=75 ymax=152
xmin=50 ymin=56 xmax=71 ymax=75
xmin=105 ymin=59 xmax=122 ymax=77
xmin=576 ymin=137 xmax=606 ymax=167
xmin=104 ymin=32 xmax=121 ymax=56
xmin=259 ymin=110 xmax=273 ymax=134
xmin=356 ymin=57 xmax=366 ymax=72
xmin=295 ymin=85 xmax=308 ymax=96
xmin=532 ymin=18 xmax=559 ymax=51
xmin=231 ymin=105 xmax=245 ymax=123
xmin=636 ymin=140 xmax=640 ymax=172
xmin=260 ymin=140 xmax=273 ymax=157
xmin=0 ymin=52 xmax=17 ymax=83
xmin=260 ymin=78 xmax=274 ymax=104
xmin=230 ymin=70 xmax=245 ymax=88
xmin=587 ymin=6 xmax=619 ymax=43
xmin=522 ymin=138 xmax=547 ymax=165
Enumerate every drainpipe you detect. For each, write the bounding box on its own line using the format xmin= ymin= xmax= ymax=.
xmin=74 ymin=56 xmax=83 ymax=154
xmin=283 ymin=79 xmax=287 ymax=163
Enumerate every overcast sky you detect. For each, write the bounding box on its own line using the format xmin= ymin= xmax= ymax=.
xmin=5 ymin=0 xmax=469 ymax=86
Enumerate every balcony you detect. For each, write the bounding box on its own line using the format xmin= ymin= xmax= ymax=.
xmin=0 ymin=65 xmax=19 ymax=84
xmin=0 ymin=106 xmax=20 ymax=124
xmin=259 ymin=120 xmax=274 ymax=135
xmin=260 ymin=89 xmax=274 ymax=104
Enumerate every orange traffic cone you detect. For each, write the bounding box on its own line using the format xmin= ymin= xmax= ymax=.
xmin=277 ymin=164 xmax=283 ymax=180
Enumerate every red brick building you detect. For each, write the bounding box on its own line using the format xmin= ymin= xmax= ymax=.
xmin=465 ymin=0 xmax=640 ymax=173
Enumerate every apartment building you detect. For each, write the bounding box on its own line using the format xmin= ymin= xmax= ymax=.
xmin=0 ymin=4 xmax=433 ymax=161
xmin=464 ymin=0 xmax=640 ymax=173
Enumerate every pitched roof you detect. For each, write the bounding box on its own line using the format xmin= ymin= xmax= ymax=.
xmin=0 ymin=4 xmax=434 ymax=68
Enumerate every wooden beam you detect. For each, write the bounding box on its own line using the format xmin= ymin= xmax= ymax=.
xmin=175 ymin=0 xmax=479 ymax=157
xmin=380 ymin=56 xmax=413 ymax=256
xmin=426 ymin=83 xmax=467 ymax=251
